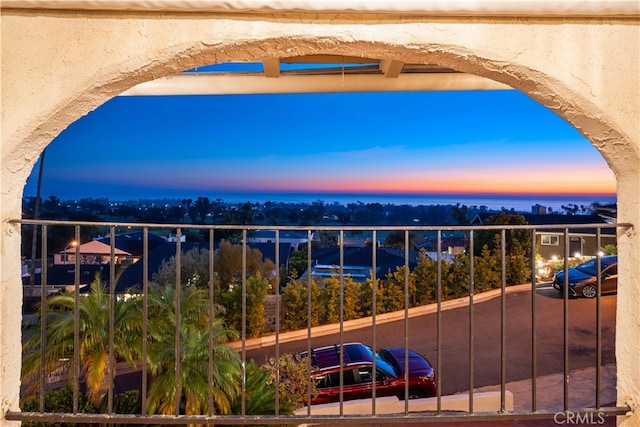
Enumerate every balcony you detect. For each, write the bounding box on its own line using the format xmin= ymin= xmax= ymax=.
xmin=9 ymin=219 xmax=631 ymax=425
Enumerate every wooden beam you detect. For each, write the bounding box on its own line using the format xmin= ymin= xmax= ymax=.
xmin=379 ymin=59 xmax=404 ymax=78
xmin=262 ymin=58 xmax=281 ymax=78
xmin=121 ymin=72 xmax=512 ymax=96
xmin=280 ymin=55 xmax=376 ymax=64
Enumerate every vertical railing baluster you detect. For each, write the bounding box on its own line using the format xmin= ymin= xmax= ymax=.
xmin=241 ymin=229 xmax=248 ymax=417
xmin=208 ymin=228 xmax=215 ymax=417
xmin=306 ymin=230 xmax=313 ymax=415
xmin=39 ymin=224 xmax=48 ymax=414
xmin=274 ymin=230 xmax=281 ymax=417
xmin=468 ymin=230 xmax=475 ymax=414
xmin=141 ymin=228 xmax=149 ymax=415
xmin=563 ymin=228 xmax=570 ymax=412
xmin=436 ymin=230 xmax=442 ymax=414
xmin=404 ymin=229 xmax=410 ymax=415
xmin=174 ymin=228 xmax=182 ymax=417
xmin=107 ymin=225 xmax=116 ymax=414
xmin=531 ymin=228 xmax=537 ymax=413
xmin=500 ymin=229 xmax=506 ymax=412
xmin=73 ymin=225 xmax=80 ymax=415
xmin=371 ymin=229 xmax=377 ymax=415
xmin=595 ymin=228 xmax=602 ymax=409
xmin=339 ymin=229 xmax=345 ymax=415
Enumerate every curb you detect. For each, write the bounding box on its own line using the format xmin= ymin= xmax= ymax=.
xmin=229 ymin=282 xmax=537 ymax=352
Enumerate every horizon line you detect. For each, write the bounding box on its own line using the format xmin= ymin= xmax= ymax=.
xmin=23 ymin=189 xmax=617 ymax=202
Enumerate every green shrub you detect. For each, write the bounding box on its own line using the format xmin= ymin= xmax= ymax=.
xmin=21 ymin=386 xmax=141 ymax=427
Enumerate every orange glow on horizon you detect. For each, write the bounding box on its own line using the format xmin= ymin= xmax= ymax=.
xmin=254 ymin=172 xmax=616 ymax=196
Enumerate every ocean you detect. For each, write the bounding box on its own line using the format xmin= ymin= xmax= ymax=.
xmin=202 ymin=191 xmax=617 ymax=213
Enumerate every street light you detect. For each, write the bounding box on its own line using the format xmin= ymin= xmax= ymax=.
xmin=63 ymin=241 xmax=77 ymax=265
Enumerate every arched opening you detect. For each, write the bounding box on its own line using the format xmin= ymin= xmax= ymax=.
xmin=2 ymin=9 xmax=638 ymax=425
xmin=19 ymin=55 xmax=623 ymax=412
xmin=9 ymin=39 xmax=633 ymax=199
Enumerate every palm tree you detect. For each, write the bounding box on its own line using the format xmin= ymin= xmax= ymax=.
xmin=22 ymin=275 xmax=143 ymax=407
xmin=28 ymin=148 xmax=45 ymax=294
xmin=145 ymin=282 xmax=242 ymax=416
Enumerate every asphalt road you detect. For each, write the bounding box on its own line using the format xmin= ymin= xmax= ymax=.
xmin=244 ymin=284 xmax=616 ymax=396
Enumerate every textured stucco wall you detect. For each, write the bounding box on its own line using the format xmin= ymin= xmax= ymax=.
xmin=1 ymin=7 xmax=639 ymax=426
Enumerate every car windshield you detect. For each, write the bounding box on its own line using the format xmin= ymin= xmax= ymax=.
xmin=373 ymin=348 xmax=401 ymax=377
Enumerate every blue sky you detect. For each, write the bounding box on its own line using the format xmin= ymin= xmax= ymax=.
xmin=24 ymin=89 xmax=616 ymax=202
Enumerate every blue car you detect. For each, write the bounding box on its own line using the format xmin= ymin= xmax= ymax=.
xmin=552 ymin=255 xmax=618 ymax=298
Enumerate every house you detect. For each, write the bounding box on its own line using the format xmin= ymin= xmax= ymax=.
xmin=54 ymin=240 xmax=132 ymax=265
xmin=246 ymin=230 xmax=316 ymax=250
xmin=95 ymin=232 xmax=166 ymax=264
xmin=304 ymin=246 xmax=420 ymax=284
xmin=471 ymin=212 xmax=616 ymax=260
xmin=421 ymin=234 xmax=467 ymax=256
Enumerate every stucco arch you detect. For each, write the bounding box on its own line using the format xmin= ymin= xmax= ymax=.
xmin=2 ymin=6 xmax=639 ymax=425
xmin=7 ymin=35 xmax=636 ymax=187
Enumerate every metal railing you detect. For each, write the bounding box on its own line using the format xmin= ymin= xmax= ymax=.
xmin=7 ymin=219 xmax=632 ymax=425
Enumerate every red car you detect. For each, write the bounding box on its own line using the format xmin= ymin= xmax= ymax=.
xmin=300 ymin=342 xmax=436 ymax=405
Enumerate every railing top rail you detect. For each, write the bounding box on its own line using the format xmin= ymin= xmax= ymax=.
xmin=10 ymin=218 xmax=632 ymax=232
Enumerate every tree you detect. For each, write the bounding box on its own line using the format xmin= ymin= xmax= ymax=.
xmin=168 ymin=205 xmax=185 ymax=222
xmin=287 ymin=248 xmax=309 ymax=279
xmin=473 ymin=245 xmax=501 ymax=292
xmin=225 ymin=201 xmax=256 ymax=225
xmin=221 ymin=273 xmax=270 ymax=338
xmin=261 ymin=353 xmax=316 ymax=412
xmin=412 ymin=250 xmax=437 ymax=305
xmin=282 ymin=276 xmax=320 ymax=330
xmin=215 ymin=240 xmax=276 ymax=291
xmin=382 ymin=266 xmax=414 ymax=312
xmin=22 ymin=275 xmax=143 ymax=407
xmin=452 ymin=203 xmax=470 ymax=225
xmin=319 ymin=275 xmax=361 ymax=324
xmin=441 ymin=254 xmax=470 ymax=299
xmin=321 ymin=276 xmax=341 ymax=324
xmin=383 ymin=231 xmax=422 ymax=250
xmin=342 ymin=276 xmax=362 ymax=321
xmin=379 ymin=266 xmax=405 ymax=313
xmin=359 ymin=278 xmax=384 ymax=317
xmin=473 ymin=212 xmax=532 ymax=285
xmin=233 ymin=360 xmax=279 ymax=415
xmin=474 ymin=212 xmax=531 ymax=258
xmin=194 ymin=197 xmax=211 ymax=222
xmin=153 ymin=247 xmax=213 ymax=290
xmin=145 ymin=282 xmax=241 ymax=416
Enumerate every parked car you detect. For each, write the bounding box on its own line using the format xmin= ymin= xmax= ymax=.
xmin=299 ymin=342 xmax=436 ymax=405
xmin=552 ymin=255 xmax=618 ymax=298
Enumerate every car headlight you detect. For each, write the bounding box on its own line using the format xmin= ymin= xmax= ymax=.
xmin=418 ymin=372 xmax=434 ymax=381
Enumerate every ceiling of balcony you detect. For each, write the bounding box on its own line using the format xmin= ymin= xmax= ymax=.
xmin=121 ymin=55 xmax=512 ymax=96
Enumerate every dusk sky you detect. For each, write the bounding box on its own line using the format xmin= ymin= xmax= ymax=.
xmin=24 ymin=88 xmax=616 ymax=204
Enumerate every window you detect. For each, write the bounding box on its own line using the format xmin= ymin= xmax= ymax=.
xmin=604 ymin=265 xmax=617 ymax=277
xmin=357 ymin=367 xmax=384 ymax=384
xmin=314 ymin=369 xmax=358 ymax=389
xmin=541 ymin=234 xmax=559 ymax=246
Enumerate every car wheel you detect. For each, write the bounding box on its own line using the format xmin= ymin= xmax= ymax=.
xmin=582 ymin=285 xmax=597 ymax=298
xmin=407 ymin=389 xmax=426 ymax=400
